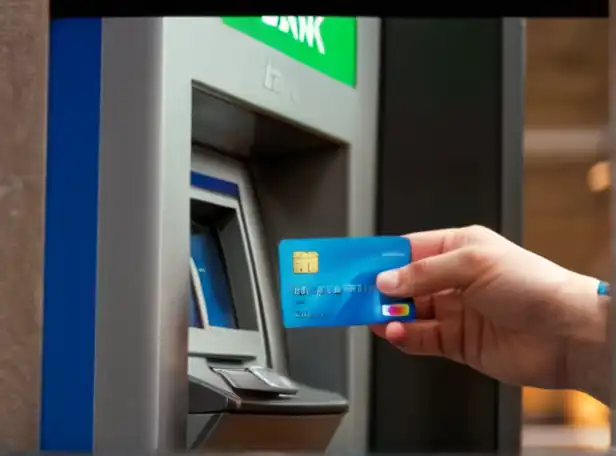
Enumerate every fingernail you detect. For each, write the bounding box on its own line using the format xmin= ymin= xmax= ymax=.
xmin=377 ymin=270 xmax=399 ymax=291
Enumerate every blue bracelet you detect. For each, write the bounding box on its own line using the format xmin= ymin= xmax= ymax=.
xmin=598 ymin=280 xmax=611 ymax=296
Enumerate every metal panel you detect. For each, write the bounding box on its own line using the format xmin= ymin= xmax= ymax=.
xmin=499 ymin=17 xmax=524 ymax=452
xmin=371 ymin=18 xmax=522 ymax=452
xmin=163 ymin=17 xmax=358 ymax=142
xmin=342 ymin=18 xmax=381 ymax=453
xmin=96 ymin=18 xmax=187 ymax=450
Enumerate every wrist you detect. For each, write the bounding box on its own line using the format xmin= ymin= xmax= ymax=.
xmin=561 ymin=273 xmax=611 ymax=404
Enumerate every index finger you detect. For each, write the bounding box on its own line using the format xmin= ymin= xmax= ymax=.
xmin=404 ymin=228 xmax=461 ymax=262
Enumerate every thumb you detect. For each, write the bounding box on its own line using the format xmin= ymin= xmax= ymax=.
xmin=377 ymin=246 xmax=492 ymax=297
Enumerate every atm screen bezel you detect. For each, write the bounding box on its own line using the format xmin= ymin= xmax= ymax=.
xmin=188 ymin=173 xmax=266 ymax=363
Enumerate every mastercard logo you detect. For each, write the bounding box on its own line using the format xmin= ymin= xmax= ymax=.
xmin=381 ymin=304 xmax=410 ymax=317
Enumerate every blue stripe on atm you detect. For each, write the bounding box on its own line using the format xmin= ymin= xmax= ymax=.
xmin=191 ymin=171 xmax=239 ymax=197
xmin=41 ymin=18 xmax=102 ymax=451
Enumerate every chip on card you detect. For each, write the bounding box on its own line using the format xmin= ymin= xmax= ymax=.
xmin=278 ymin=236 xmax=415 ymax=328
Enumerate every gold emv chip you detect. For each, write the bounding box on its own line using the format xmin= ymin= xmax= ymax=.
xmin=293 ymin=251 xmax=319 ymax=274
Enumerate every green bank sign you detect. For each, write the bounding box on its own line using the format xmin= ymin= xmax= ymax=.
xmin=221 ymin=16 xmax=357 ymax=87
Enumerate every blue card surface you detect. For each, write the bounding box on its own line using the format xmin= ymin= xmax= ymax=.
xmin=278 ymin=236 xmax=415 ymax=328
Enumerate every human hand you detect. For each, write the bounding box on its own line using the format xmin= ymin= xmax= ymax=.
xmin=371 ymin=226 xmax=610 ymax=402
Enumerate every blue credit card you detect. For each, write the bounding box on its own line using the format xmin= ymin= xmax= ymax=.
xmin=278 ymin=236 xmax=415 ymax=328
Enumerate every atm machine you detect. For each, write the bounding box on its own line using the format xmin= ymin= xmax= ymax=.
xmin=42 ymin=17 xmax=380 ymax=452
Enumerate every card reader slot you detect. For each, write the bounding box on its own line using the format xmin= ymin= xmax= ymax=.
xmin=206 ymin=357 xmax=250 ymax=368
xmin=247 ymin=365 xmax=297 ymax=393
xmin=213 ymin=367 xmax=297 ymax=396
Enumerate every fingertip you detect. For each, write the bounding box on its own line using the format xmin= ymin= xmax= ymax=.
xmin=376 ymin=269 xmax=400 ymax=293
xmin=384 ymin=321 xmax=407 ymax=345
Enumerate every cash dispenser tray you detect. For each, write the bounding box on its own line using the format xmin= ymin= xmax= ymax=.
xmin=188 ymin=358 xmax=348 ymax=451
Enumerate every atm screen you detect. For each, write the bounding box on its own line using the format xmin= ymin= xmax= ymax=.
xmin=191 ymin=227 xmax=238 ymax=329
xmin=188 ymin=283 xmax=202 ymax=328
xmin=190 ymin=199 xmax=259 ymax=331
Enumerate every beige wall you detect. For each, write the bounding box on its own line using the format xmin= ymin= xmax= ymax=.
xmin=526 ymin=19 xmax=609 ymax=127
xmin=523 ymin=158 xmax=611 ymax=426
xmin=524 ymin=159 xmax=610 ymax=281
xmin=0 ymin=0 xmax=48 ymax=449
xmin=523 ymin=18 xmax=610 ymax=430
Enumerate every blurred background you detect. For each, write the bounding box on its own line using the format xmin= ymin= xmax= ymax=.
xmin=522 ymin=18 xmax=610 ymax=449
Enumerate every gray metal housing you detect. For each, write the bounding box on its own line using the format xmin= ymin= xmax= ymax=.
xmin=95 ymin=17 xmax=380 ymax=451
